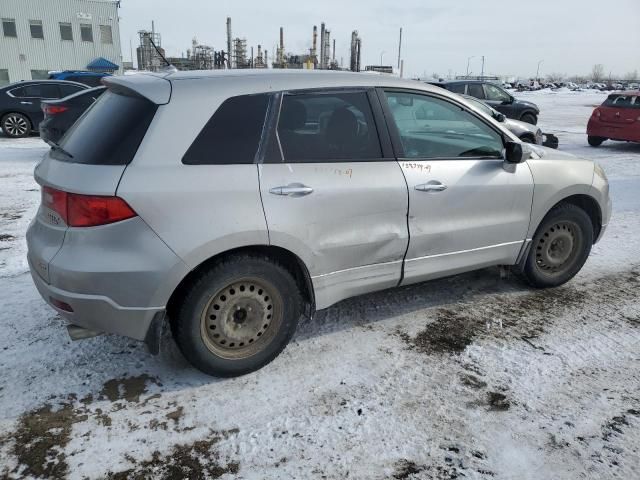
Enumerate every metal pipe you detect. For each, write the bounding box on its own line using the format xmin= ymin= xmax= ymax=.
xmin=226 ymin=17 xmax=232 ymax=68
xmin=320 ymin=23 xmax=325 ymax=69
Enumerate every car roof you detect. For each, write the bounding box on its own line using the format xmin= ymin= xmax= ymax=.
xmin=105 ymin=69 xmax=450 ymax=104
xmin=437 ymin=80 xmax=489 ymax=84
xmin=609 ymin=90 xmax=640 ymax=96
xmin=2 ymin=79 xmax=89 ymax=90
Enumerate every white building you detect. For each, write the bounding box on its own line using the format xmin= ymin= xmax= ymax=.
xmin=0 ymin=0 xmax=122 ymax=86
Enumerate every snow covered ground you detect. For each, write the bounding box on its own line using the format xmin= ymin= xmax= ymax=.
xmin=0 ymin=90 xmax=639 ymax=480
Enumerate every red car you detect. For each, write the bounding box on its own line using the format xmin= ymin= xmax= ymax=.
xmin=587 ymin=91 xmax=640 ymax=146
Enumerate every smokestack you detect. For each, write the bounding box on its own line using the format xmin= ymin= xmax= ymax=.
xmin=356 ymin=37 xmax=361 ymax=72
xmin=320 ymin=23 xmax=325 ymax=69
xmin=279 ymin=27 xmax=284 ymax=66
xmin=312 ymin=25 xmax=317 ymax=60
xmin=332 ymin=39 xmax=336 ymax=61
xmin=226 ymin=17 xmax=232 ymax=68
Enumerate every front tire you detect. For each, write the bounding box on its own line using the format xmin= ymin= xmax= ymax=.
xmin=522 ymin=203 xmax=593 ymax=288
xmin=520 ymin=112 xmax=538 ymax=125
xmin=172 ymin=254 xmax=303 ymax=377
xmin=1 ymin=113 xmax=31 ymax=138
xmin=588 ymin=135 xmax=606 ymax=147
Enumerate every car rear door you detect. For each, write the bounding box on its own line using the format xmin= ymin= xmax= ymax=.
xmin=259 ymin=89 xmax=409 ymax=309
xmin=379 ymin=89 xmax=534 ymax=285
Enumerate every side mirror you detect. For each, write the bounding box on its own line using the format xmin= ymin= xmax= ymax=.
xmin=495 ymin=113 xmax=506 ymax=122
xmin=504 ymin=141 xmax=525 ymax=164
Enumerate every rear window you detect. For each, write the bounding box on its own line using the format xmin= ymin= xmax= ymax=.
xmin=182 ymin=93 xmax=269 ymax=165
xmin=54 ymin=90 xmax=157 ymax=165
xmin=603 ymin=94 xmax=639 ymax=109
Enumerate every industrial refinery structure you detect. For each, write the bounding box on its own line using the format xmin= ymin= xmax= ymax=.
xmin=133 ymin=17 xmax=398 ymax=75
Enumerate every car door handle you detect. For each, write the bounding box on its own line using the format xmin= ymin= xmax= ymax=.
xmin=269 ymin=184 xmax=314 ymax=197
xmin=20 ymin=101 xmax=33 ymax=105
xmin=415 ymin=182 xmax=447 ymax=192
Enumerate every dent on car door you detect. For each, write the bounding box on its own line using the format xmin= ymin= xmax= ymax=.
xmin=379 ymin=89 xmax=534 ymax=285
xmin=258 ymin=89 xmax=409 ymax=309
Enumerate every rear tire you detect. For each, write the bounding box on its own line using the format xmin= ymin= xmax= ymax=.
xmin=588 ymin=135 xmax=606 ymax=147
xmin=1 ymin=113 xmax=31 ymax=138
xmin=172 ymin=254 xmax=303 ymax=377
xmin=520 ymin=113 xmax=537 ymax=125
xmin=521 ymin=203 xmax=593 ymax=288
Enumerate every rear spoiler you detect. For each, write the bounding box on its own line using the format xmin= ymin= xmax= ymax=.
xmin=101 ymin=73 xmax=171 ymax=105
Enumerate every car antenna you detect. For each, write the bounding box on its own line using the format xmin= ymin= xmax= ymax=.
xmin=148 ymin=37 xmax=178 ymax=73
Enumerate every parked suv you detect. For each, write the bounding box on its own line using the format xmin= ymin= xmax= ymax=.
xmin=431 ymin=80 xmax=540 ymax=125
xmin=27 ymin=71 xmax=611 ymax=377
xmin=0 ymin=80 xmax=88 ymax=138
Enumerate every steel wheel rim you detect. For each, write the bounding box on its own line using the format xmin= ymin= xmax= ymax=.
xmin=4 ymin=115 xmax=28 ymax=136
xmin=200 ymin=277 xmax=283 ymax=360
xmin=534 ymin=220 xmax=581 ymax=276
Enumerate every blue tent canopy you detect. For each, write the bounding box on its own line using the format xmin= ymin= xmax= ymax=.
xmin=86 ymin=57 xmax=119 ymax=72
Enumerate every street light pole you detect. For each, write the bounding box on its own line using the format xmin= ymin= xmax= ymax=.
xmin=466 ymin=56 xmax=474 ymax=78
xmin=380 ymin=50 xmax=386 ymax=65
xmin=536 ymin=59 xmax=543 ymax=84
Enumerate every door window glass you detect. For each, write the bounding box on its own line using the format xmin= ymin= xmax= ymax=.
xmin=59 ymin=84 xmax=84 ymax=97
xmin=467 ymin=84 xmax=485 ymax=99
xmin=448 ymin=83 xmax=466 ymax=94
xmin=277 ymin=91 xmax=382 ymax=162
xmin=384 ymin=91 xmax=504 ymax=159
xmin=484 ymin=83 xmax=511 ymax=102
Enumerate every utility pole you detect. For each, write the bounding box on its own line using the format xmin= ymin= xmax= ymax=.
xmin=466 ymin=56 xmax=474 ymax=77
xmin=481 ymin=55 xmax=485 ymax=78
xmin=536 ymin=59 xmax=543 ymax=83
xmin=397 ymin=27 xmax=402 ymax=70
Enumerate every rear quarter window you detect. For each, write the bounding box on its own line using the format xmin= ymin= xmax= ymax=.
xmin=182 ymin=93 xmax=269 ymax=165
xmin=54 ymin=90 xmax=157 ymax=165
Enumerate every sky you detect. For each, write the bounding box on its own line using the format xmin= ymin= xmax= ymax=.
xmin=118 ymin=0 xmax=640 ymax=79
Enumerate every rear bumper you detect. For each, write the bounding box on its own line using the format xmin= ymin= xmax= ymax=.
xmin=29 ymin=259 xmax=162 ymax=340
xmin=587 ymin=119 xmax=640 ymax=142
xmin=27 ymin=216 xmax=190 ymax=341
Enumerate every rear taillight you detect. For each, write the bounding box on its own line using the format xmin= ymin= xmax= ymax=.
xmin=42 ymin=105 xmax=69 ymax=115
xmin=42 ymin=186 xmax=137 ymax=227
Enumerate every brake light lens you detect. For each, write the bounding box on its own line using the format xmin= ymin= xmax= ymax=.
xmin=42 ymin=186 xmax=137 ymax=227
xmin=42 ymin=105 xmax=69 ymax=115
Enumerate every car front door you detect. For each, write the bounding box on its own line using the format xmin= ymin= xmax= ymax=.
xmin=379 ymin=89 xmax=534 ymax=285
xmin=259 ymin=89 xmax=409 ymax=309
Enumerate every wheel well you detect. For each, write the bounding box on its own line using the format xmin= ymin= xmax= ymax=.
xmin=554 ymin=194 xmax=602 ymax=242
xmin=520 ymin=133 xmax=536 ymax=143
xmin=166 ymin=245 xmax=315 ymax=321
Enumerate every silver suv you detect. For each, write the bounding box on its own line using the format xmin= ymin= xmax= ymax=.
xmin=27 ymin=71 xmax=611 ymax=377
